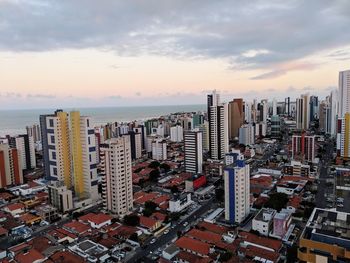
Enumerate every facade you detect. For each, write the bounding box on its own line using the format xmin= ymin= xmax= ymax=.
xmin=337 ymin=113 xmax=350 ymax=158
xmin=228 ymin=98 xmax=244 ymax=140
xmin=48 ymin=181 xmax=73 ymax=213
xmin=252 ymin=208 xmax=276 ymax=236
xmin=273 ymin=210 xmax=292 ymax=238
xmin=207 ymin=90 xmax=229 ymax=160
xmin=197 ymin=121 xmax=209 ymax=152
xmin=26 ymin=124 xmax=41 ymax=143
xmin=239 ymin=124 xmax=255 ymax=145
xmin=169 ymin=193 xmax=193 ymax=213
xmin=309 ymin=95 xmax=319 ymax=122
xmin=128 ymin=131 xmax=142 ymax=160
xmin=70 ymin=111 xmax=99 ymax=201
xmin=0 ymin=144 xmax=23 ymax=188
xmin=184 ymin=130 xmax=203 ymax=174
xmin=298 ymin=208 xmax=350 ymax=262
xmin=283 ymin=160 xmax=310 ymax=177
xmin=224 ymin=154 xmax=250 ymax=224
xmin=40 ymin=110 xmax=98 ymax=201
xmin=170 ymin=125 xmax=184 ymax=142
xmin=339 ymin=70 xmax=350 ymax=118
xmin=296 ymin=94 xmax=310 ymax=130
xmin=100 ymin=137 xmax=133 ymax=216
xmin=270 ymin=115 xmax=281 ymax=138
xmin=151 ymin=139 xmax=167 ymax=160
xmin=10 ymin=135 xmax=36 ymax=170
xmin=255 ymin=122 xmax=267 ymax=138
xmin=292 ymin=133 xmax=316 ymax=163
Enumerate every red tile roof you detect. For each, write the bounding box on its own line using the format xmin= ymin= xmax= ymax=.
xmin=5 ymin=203 xmax=25 ymax=211
xmin=79 ymin=213 xmax=112 ymax=225
xmin=49 ymin=250 xmax=85 ymax=263
xmin=244 ymin=245 xmax=280 ymax=262
xmin=153 ymin=195 xmax=170 ymax=205
xmin=176 ymin=236 xmax=211 ymax=256
xmin=139 ymin=216 xmax=159 ymax=229
xmin=176 ymin=251 xmax=211 ymax=263
xmin=196 ymin=221 xmax=228 ymax=235
xmin=186 ymin=229 xmax=222 ymax=244
xmin=151 ymin=212 xmax=167 ymax=222
xmin=48 ymin=228 xmax=77 ymax=240
xmin=15 ymin=249 xmax=45 ymax=263
xmin=0 ymin=227 xmax=8 ymax=236
xmin=239 ymin=231 xmax=282 ymax=252
xmin=63 ymin=221 xmax=90 ymax=234
xmin=28 ymin=236 xmax=53 ymax=253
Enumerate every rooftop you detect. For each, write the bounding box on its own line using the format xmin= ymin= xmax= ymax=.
xmin=78 ymin=212 xmax=113 ymax=225
xmin=175 ymin=236 xmax=211 ymax=256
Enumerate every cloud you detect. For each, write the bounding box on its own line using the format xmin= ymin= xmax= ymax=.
xmin=0 ymin=1 xmax=349 ymax=70
xmin=27 ymin=93 xmax=56 ymax=99
xmin=250 ymin=61 xmax=319 ymax=80
xmin=135 ymin=92 xmax=141 ymax=96
xmin=106 ymin=95 xmax=122 ymax=99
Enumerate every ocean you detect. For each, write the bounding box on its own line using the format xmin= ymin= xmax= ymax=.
xmin=0 ymin=104 xmax=206 ymax=136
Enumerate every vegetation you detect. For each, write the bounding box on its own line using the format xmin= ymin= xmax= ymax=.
xmin=124 ymin=214 xmax=140 ymax=226
xmin=219 ymin=251 xmax=233 ymax=262
xmin=264 ymin=192 xmax=289 ymax=212
xmin=143 ymin=201 xmax=158 ymax=217
xmin=170 ymin=185 xmax=179 ymax=194
xmin=149 ymin=169 xmax=160 ymax=182
xmin=148 ymin=161 xmax=160 ymax=168
xmin=160 ymin=163 xmax=171 ymax=172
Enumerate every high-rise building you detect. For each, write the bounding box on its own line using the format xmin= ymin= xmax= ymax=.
xmin=296 ymin=94 xmax=310 ymax=130
xmin=285 ymin=97 xmax=291 ymax=116
xmin=152 ymin=139 xmax=167 ymax=160
xmin=26 ymin=124 xmax=41 ymax=143
xmin=70 ymin=111 xmax=99 ymax=201
xmin=133 ymin=125 xmax=146 ymax=150
xmin=228 ymin=98 xmax=244 ymax=141
xmin=48 ymin=181 xmax=73 ymax=213
xmin=271 ymin=115 xmax=281 ymax=138
xmin=192 ymin=113 xmax=204 ymax=128
xmin=239 ymin=124 xmax=255 ymax=145
xmin=339 ymin=70 xmax=350 ymax=118
xmin=9 ymin=135 xmax=36 ymax=170
xmin=40 ymin=110 xmax=72 ymax=186
xmin=100 ymin=137 xmax=133 ymax=216
xmin=292 ymin=133 xmax=316 ymax=163
xmin=272 ymin=98 xmax=277 ymax=116
xmin=330 ymin=90 xmax=339 ymax=136
xmin=309 ymin=95 xmax=319 ymax=122
xmin=337 ymin=113 xmax=350 ymax=158
xmin=255 ymin=122 xmax=267 ymax=138
xmin=244 ymin=101 xmax=252 ymax=124
xmin=319 ymin=99 xmax=330 ymax=133
xmin=197 ymin=121 xmax=209 ymax=152
xmin=128 ymin=131 xmax=142 ymax=160
xmin=207 ymin=90 xmax=229 ymax=160
xmin=184 ymin=129 xmax=203 ymax=174
xmin=170 ymin=125 xmax=184 ymax=142
xmin=224 ymin=153 xmax=250 ymax=224
xmin=0 ymin=143 xmax=23 ymax=188
xmin=40 ymin=110 xmax=98 ymax=201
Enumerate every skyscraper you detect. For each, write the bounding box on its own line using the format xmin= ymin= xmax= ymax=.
xmin=100 ymin=136 xmax=133 ymax=216
xmin=40 ymin=110 xmax=98 ymax=201
xmin=224 ymin=153 xmax=250 ymax=224
xmin=296 ymin=94 xmax=310 ymax=130
xmin=292 ymin=133 xmax=316 ymax=163
xmin=70 ymin=111 xmax=99 ymax=201
xmin=9 ymin=134 xmax=36 ymax=170
xmin=239 ymin=124 xmax=255 ymax=145
xmin=309 ymin=95 xmax=319 ymax=122
xmin=337 ymin=113 xmax=350 ymax=158
xmin=26 ymin=124 xmax=41 ymax=143
xmin=0 ymin=143 xmax=23 ymax=188
xmin=339 ymin=70 xmax=350 ymax=118
xmin=184 ymin=129 xmax=203 ymax=174
xmin=170 ymin=125 xmax=184 ymax=142
xmin=228 ymin=98 xmax=244 ymax=140
xmin=207 ymin=90 xmax=229 ymax=160
xmin=128 ymin=131 xmax=142 ymax=160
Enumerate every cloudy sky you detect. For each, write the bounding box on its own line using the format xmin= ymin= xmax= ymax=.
xmin=0 ymin=0 xmax=349 ymax=109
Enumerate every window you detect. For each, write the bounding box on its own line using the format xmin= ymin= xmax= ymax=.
xmin=49 ymin=119 xmax=54 ymax=127
xmin=52 ymin=152 xmax=56 ymax=160
xmin=51 ymin=135 xmax=55 ymax=144
xmin=88 ymin=137 xmax=91 ymax=145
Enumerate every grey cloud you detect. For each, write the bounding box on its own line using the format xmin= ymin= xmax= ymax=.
xmin=27 ymin=93 xmax=56 ymax=99
xmin=0 ymin=1 xmax=349 ymax=70
xmin=250 ymin=70 xmax=286 ymax=80
xmin=0 ymin=92 xmax=22 ymax=98
xmin=106 ymin=95 xmax=122 ymax=99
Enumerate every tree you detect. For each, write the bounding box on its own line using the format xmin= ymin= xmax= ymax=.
xmin=219 ymin=251 xmax=233 ymax=262
xmin=170 ymin=185 xmax=179 ymax=194
xmin=149 ymin=169 xmax=160 ymax=182
xmin=148 ymin=161 xmax=160 ymax=168
xmin=145 ymin=201 xmax=157 ymax=212
xmin=124 ymin=214 xmax=140 ymax=226
xmin=129 ymin=232 xmax=139 ymax=242
xmin=160 ymin=163 xmax=171 ymax=172
xmin=265 ymin=192 xmax=289 ymax=212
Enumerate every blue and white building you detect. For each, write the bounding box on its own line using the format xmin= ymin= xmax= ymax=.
xmin=224 ymin=153 xmax=250 ymax=224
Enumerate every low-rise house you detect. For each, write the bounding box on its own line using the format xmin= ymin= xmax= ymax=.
xmin=139 ymin=216 xmax=161 ymax=232
xmin=3 ymin=203 xmax=25 ymax=216
xmin=78 ymin=213 xmax=113 ymax=229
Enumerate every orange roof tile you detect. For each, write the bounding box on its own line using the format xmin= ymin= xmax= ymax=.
xmin=79 ymin=213 xmax=112 ymax=225
xmin=15 ymin=249 xmax=45 ymax=263
xmin=239 ymin=231 xmax=282 ymax=252
xmin=63 ymin=221 xmax=90 ymax=234
xmin=176 ymin=236 xmax=210 ymax=256
xmin=5 ymin=203 xmax=25 ymax=211
xmin=49 ymin=250 xmax=85 ymax=263
xmin=196 ymin=221 xmax=228 ymax=235
xmin=186 ymin=229 xmax=222 ymax=245
xmin=139 ymin=216 xmax=159 ymax=229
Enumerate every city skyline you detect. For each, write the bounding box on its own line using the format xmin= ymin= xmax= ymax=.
xmin=1 ymin=1 xmax=350 ymax=109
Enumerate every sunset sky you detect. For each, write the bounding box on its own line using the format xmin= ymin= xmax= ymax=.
xmin=0 ymin=0 xmax=350 ymax=109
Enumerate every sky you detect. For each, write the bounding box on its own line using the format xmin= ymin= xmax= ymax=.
xmin=0 ymin=0 xmax=350 ymax=109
